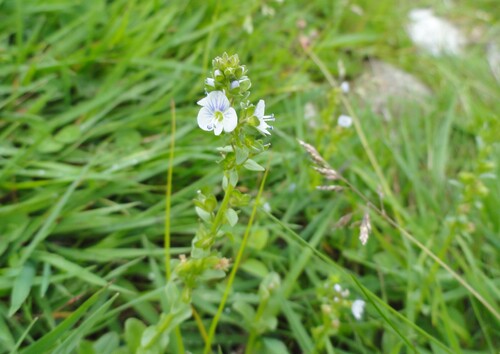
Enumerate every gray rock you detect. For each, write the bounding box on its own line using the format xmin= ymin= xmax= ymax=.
xmin=354 ymin=60 xmax=432 ymax=119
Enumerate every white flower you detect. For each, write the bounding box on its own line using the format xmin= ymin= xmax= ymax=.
xmin=254 ymin=100 xmax=275 ymax=135
xmin=337 ymin=114 xmax=352 ymax=128
xmin=197 ymin=91 xmax=238 ymax=135
xmin=340 ymin=81 xmax=350 ymax=93
xmin=333 ymin=284 xmax=342 ymax=292
xmin=351 ymin=299 xmax=365 ymax=320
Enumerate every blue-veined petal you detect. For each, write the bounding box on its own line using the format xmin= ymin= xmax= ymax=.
xmin=197 ymin=106 xmax=215 ymax=131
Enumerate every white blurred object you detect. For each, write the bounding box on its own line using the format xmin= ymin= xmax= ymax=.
xmin=487 ymin=42 xmax=500 ymax=82
xmin=340 ymin=81 xmax=350 ymax=93
xmin=337 ymin=115 xmax=353 ymax=128
xmin=304 ymin=102 xmax=318 ymax=128
xmin=407 ymin=9 xmax=465 ymax=56
xmin=351 ymin=299 xmax=366 ymax=320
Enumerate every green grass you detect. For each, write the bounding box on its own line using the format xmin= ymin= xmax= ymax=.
xmin=1 ymin=0 xmax=499 ymax=353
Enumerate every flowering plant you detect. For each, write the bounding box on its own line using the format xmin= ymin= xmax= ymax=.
xmin=125 ymin=53 xmax=275 ymax=354
xmin=177 ymin=53 xmax=275 ymax=297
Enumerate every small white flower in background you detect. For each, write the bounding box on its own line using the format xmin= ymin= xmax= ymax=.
xmin=254 ymin=100 xmax=275 ymax=135
xmin=337 ymin=114 xmax=352 ymax=128
xmin=243 ymin=15 xmax=254 ymax=34
xmin=359 ymin=212 xmax=371 ymax=246
xmin=351 ymin=299 xmax=365 ymax=320
xmin=197 ymin=91 xmax=238 ymax=135
xmin=333 ymin=284 xmax=342 ymax=292
xmin=340 ymin=81 xmax=350 ymax=93
xmin=263 ymin=202 xmax=271 ymax=212
xmin=304 ymin=102 xmax=318 ymax=128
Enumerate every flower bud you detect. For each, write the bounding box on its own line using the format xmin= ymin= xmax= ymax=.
xmin=239 ymin=77 xmax=251 ymax=91
xmin=214 ymin=69 xmax=224 ymax=81
xmin=205 ymin=78 xmax=215 ymax=87
xmin=224 ymin=67 xmax=234 ymax=78
xmin=230 ymin=80 xmax=240 ymax=90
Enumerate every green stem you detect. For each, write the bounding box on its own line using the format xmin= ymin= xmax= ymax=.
xmin=209 ymin=181 xmax=235 ymax=238
xmin=164 ymin=100 xmax=185 ymax=353
xmin=144 ymin=314 xmax=174 ymax=349
xmin=245 ymin=298 xmax=268 ymax=354
xmin=204 ymin=166 xmax=270 ymax=354
xmin=165 ymin=99 xmax=176 ymax=282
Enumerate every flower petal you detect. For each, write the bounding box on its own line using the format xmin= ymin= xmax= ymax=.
xmin=197 ymin=107 xmax=214 ymax=131
xmin=256 ymin=121 xmax=271 ymax=135
xmin=214 ymin=122 xmax=224 ymax=136
xmin=222 ymin=107 xmax=238 ymax=133
xmin=255 ymin=100 xmax=265 ymax=118
xmin=197 ymin=96 xmax=209 ymax=106
xmin=209 ymin=91 xmax=230 ymax=111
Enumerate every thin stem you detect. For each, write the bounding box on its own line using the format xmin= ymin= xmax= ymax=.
xmin=165 ymin=99 xmax=176 ymax=281
xmin=204 ymin=165 xmax=270 ymax=353
xmin=192 ymin=305 xmax=208 ymax=344
xmin=208 ymin=181 xmax=234 ymax=240
xmin=164 ymin=100 xmax=185 ymax=353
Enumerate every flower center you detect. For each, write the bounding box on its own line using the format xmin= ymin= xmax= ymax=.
xmin=214 ymin=110 xmax=224 ymax=122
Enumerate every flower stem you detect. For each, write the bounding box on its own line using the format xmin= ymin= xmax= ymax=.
xmin=204 ymin=165 xmax=270 ymax=354
xmin=209 ymin=181 xmax=234 ymax=238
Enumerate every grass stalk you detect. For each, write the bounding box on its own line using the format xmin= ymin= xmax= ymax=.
xmin=165 ymin=99 xmax=176 ymax=282
xmin=163 ymin=99 xmax=185 ymax=353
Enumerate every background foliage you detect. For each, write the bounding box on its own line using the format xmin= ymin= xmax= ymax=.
xmin=1 ymin=0 xmax=499 ymax=352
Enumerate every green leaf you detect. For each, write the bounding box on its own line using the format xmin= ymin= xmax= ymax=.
xmin=195 ymin=206 xmax=212 ymax=223
xmin=258 ymin=314 xmax=278 ymax=333
xmin=78 ymin=341 xmax=96 ymax=354
xmin=225 ymin=208 xmax=238 ymax=227
xmin=229 ymin=169 xmax=238 ymax=186
xmin=241 ymin=258 xmax=269 ymax=278
xmin=235 ymin=146 xmax=249 ymax=165
xmin=114 ymin=129 xmax=142 ymax=150
xmin=9 ymin=262 xmax=36 ymax=317
xmin=243 ymin=159 xmax=265 ymax=172
xmin=22 ymin=288 xmax=108 ymax=354
xmin=125 ymin=318 xmax=146 ymax=353
xmin=261 ymin=338 xmax=290 ymax=354
xmin=40 ymin=262 xmax=51 ymax=297
xmin=37 ymin=138 xmax=63 ymax=153
xmin=53 ymin=293 xmax=119 ymax=354
xmin=247 ymin=228 xmax=268 ymax=250
xmin=54 ymin=125 xmax=81 ymax=144
xmin=232 ymin=300 xmax=255 ymax=324
xmin=93 ymin=332 xmax=119 ymax=354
